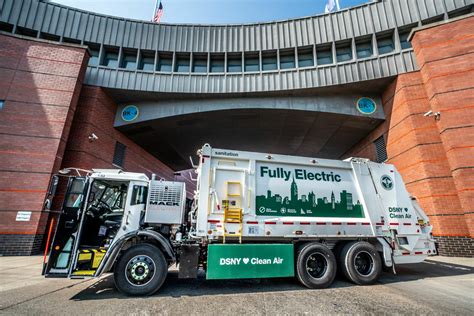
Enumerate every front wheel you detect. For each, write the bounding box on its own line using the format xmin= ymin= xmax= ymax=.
xmin=296 ymin=242 xmax=337 ymax=289
xmin=114 ymin=244 xmax=168 ymax=296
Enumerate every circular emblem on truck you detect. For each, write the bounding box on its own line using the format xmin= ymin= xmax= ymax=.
xmin=121 ymin=105 xmax=139 ymax=122
xmin=356 ymin=97 xmax=377 ymax=115
xmin=380 ymin=175 xmax=393 ymax=190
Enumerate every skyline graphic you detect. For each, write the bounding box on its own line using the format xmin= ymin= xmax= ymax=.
xmin=256 ymin=177 xmax=364 ymax=218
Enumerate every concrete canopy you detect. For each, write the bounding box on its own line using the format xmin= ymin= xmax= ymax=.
xmin=116 ymin=107 xmax=382 ymax=170
xmin=112 ymin=80 xmax=389 ymax=170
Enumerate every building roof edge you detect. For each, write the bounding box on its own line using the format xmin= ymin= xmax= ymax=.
xmin=408 ymin=13 xmax=474 ymax=42
xmin=0 ymin=31 xmax=91 ymax=56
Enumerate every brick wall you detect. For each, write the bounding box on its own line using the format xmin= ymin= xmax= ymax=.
xmin=411 ymin=16 xmax=474 ymax=241
xmin=0 ymin=234 xmax=44 ymax=256
xmin=61 ymin=85 xmax=196 ymax=195
xmin=53 ymin=86 xmax=195 ymax=240
xmin=345 ymin=16 xmax=474 ymax=257
xmin=1 ymin=18 xmax=471 ymax=257
xmin=435 ymin=236 xmax=474 ymax=257
xmin=0 ymin=34 xmax=89 ymax=255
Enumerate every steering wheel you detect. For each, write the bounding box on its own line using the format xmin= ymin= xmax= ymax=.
xmin=87 ymin=200 xmax=111 ymax=218
xmin=86 ymin=204 xmax=99 ymax=218
xmin=98 ymin=200 xmax=112 ymax=212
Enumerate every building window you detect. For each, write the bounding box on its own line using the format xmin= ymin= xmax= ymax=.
xmin=280 ymin=50 xmax=295 ymax=70
xmin=398 ymin=26 xmax=414 ymax=50
xmin=448 ymin=7 xmax=473 ymax=19
xmin=113 ymin=142 xmax=126 ymax=167
xmin=120 ymin=50 xmax=137 ymax=70
xmin=175 ymin=54 xmax=190 ymax=73
xmin=210 ymin=54 xmax=225 ymax=73
xmin=298 ymin=47 xmax=314 ymax=68
xmin=399 ymin=31 xmax=411 ymax=50
xmin=192 ymin=55 xmax=208 ymax=73
xmin=0 ymin=100 xmax=4 ymax=111
xmin=157 ymin=53 xmax=172 ymax=72
xmin=101 ymin=48 xmax=119 ymax=68
xmin=40 ymin=32 xmax=60 ymax=42
xmin=0 ymin=22 xmax=14 ymax=33
xmin=86 ymin=43 xmax=100 ymax=66
xmin=139 ymin=51 xmax=155 ymax=71
xmin=377 ymin=32 xmax=395 ymax=55
xmin=317 ymin=45 xmax=333 ymax=65
xmin=336 ymin=41 xmax=352 ymax=62
xmin=421 ymin=15 xmax=444 ymax=25
xmin=227 ymin=54 xmax=242 ymax=73
xmin=244 ymin=53 xmax=259 ymax=72
xmin=262 ymin=51 xmax=277 ymax=71
xmin=63 ymin=37 xmax=81 ymax=45
xmin=15 ymin=27 xmax=38 ymax=38
xmin=374 ymin=136 xmax=388 ymax=162
xmin=356 ymin=37 xmax=373 ymax=59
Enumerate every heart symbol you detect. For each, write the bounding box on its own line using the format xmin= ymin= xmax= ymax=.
xmin=243 ymin=258 xmax=249 ymax=264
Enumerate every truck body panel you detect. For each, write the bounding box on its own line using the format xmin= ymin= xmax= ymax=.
xmin=43 ymin=144 xmax=436 ymax=295
xmin=206 ymin=244 xmax=294 ymax=279
xmin=193 ymin=145 xmax=435 ymax=264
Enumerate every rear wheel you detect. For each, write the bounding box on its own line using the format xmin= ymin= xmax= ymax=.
xmin=114 ymin=244 xmax=168 ymax=296
xmin=339 ymin=241 xmax=381 ymax=285
xmin=296 ymin=243 xmax=337 ymax=289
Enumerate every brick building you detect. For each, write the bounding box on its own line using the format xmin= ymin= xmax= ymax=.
xmin=0 ymin=0 xmax=472 ymax=256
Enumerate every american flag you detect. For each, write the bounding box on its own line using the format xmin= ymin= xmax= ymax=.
xmin=325 ymin=0 xmax=340 ymax=13
xmin=153 ymin=1 xmax=164 ymax=23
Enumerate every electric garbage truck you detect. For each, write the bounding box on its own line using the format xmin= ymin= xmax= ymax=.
xmin=43 ymin=144 xmax=436 ymax=295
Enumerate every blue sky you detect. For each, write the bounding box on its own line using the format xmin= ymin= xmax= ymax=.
xmin=51 ymin=0 xmax=370 ymax=24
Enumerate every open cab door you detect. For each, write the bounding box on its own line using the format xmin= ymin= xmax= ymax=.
xmin=43 ymin=177 xmax=89 ymax=277
xmin=44 ymin=172 xmax=132 ymax=278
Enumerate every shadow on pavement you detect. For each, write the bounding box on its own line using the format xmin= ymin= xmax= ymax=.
xmin=70 ymin=260 xmax=473 ymax=301
xmin=377 ymin=259 xmax=473 ymax=284
xmin=70 ymin=271 xmax=316 ymax=301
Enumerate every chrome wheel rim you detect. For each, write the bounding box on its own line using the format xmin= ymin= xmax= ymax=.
xmin=306 ymin=252 xmax=328 ymax=279
xmin=125 ymin=255 xmax=155 ymax=286
xmin=354 ymin=251 xmax=374 ymax=276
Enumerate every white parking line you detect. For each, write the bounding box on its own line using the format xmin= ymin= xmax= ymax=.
xmin=424 ymin=261 xmax=471 ymax=271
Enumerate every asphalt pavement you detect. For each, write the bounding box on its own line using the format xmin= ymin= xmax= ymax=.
xmin=0 ymin=255 xmax=473 ymax=315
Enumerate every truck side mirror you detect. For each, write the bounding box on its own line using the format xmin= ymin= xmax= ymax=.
xmin=48 ymin=175 xmax=59 ymax=197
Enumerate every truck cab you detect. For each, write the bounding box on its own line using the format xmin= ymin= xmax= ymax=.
xmin=44 ymin=170 xmax=158 ymax=278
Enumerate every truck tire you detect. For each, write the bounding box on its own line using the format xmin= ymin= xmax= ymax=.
xmin=114 ymin=243 xmax=168 ymax=296
xmin=296 ymin=242 xmax=337 ymax=289
xmin=339 ymin=241 xmax=381 ymax=285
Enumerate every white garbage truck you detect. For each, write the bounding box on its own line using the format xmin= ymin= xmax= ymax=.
xmin=43 ymin=144 xmax=436 ymax=295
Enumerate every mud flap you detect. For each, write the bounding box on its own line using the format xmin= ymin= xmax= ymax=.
xmin=178 ymin=245 xmax=200 ymax=279
xmin=377 ymin=237 xmax=394 ymax=268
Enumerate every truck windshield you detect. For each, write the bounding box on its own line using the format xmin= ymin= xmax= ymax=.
xmin=89 ymin=181 xmax=126 ymax=211
xmin=101 ymin=187 xmax=123 ymax=209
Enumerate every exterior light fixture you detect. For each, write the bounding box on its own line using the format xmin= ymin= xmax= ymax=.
xmin=423 ymin=110 xmax=440 ymax=121
xmin=88 ymin=133 xmax=99 ymax=142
